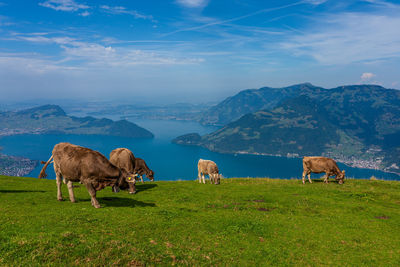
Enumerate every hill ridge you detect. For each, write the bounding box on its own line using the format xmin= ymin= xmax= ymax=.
xmin=175 ymin=84 xmax=400 ymax=175
xmin=0 ymin=104 xmax=154 ymax=138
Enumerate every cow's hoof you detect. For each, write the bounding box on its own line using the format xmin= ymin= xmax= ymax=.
xmin=58 ymin=198 xmax=64 ymax=201
xmin=129 ymin=191 xmax=137 ymax=194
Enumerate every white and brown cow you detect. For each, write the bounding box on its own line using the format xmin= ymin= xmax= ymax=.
xmin=197 ymin=159 xmax=221 ymax=185
xmin=39 ymin=142 xmax=136 ymax=208
xmin=302 ymin=156 xmax=345 ymax=184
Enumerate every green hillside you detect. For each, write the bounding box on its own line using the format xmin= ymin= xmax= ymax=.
xmin=199 ymin=83 xmax=400 ymax=127
xmin=175 ymin=85 xmax=400 ymax=175
xmin=199 ymin=83 xmax=323 ymax=125
xmin=1 ymin=176 xmax=399 ymax=266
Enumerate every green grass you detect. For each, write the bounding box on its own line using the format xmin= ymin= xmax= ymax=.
xmin=1 ymin=176 xmax=400 ymax=266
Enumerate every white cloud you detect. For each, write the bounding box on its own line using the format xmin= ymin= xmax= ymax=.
xmin=176 ymin=0 xmax=209 ymax=8
xmin=39 ymin=0 xmax=89 ymax=12
xmin=79 ymin=11 xmax=90 ymax=17
xmin=304 ymin=0 xmax=328 ymax=5
xmin=0 ymin=15 xmax=15 ymax=26
xmin=7 ymin=34 xmax=204 ymax=68
xmin=15 ymin=35 xmax=76 ymax=45
xmin=281 ymin=11 xmax=400 ymax=64
xmin=100 ymin=5 xmax=155 ymax=21
xmin=0 ymin=53 xmax=81 ymax=75
xmin=61 ymin=43 xmax=204 ymax=66
xmin=361 ymin=72 xmax=376 ymax=81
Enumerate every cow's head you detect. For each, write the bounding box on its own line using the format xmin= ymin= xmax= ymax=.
xmin=214 ymin=174 xmax=221 ymax=185
xmin=147 ymin=170 xmax=155 ymax=181
xmin=336 ymin=170 xmax=345 ymax=184
xmin=117 ymin=170 xmax=138 ymax=194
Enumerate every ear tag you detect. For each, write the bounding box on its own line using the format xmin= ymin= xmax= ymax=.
xmin=128 ymin=177 xmax=132 ymax=181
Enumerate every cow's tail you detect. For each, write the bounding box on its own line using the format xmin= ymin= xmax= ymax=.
xmin=38 ymin=155 xmax=53 ymax=179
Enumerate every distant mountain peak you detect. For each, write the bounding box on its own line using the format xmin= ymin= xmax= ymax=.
xmin=17 ymin=104 xmax=67 ymax=117
xmin=290 ymin=82 xmax=315 ymax=88
xmin=1 ymin=104 xmax=154 ymax=138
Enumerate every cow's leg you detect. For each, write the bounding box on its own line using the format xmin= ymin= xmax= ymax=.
xmin=307 ymin=172 xmax=312 ymax=184
xmin=324 ymin=172 xmax=330 ymax=183
xmin=302 ymin=171 xmax=307 ymax=184
xmin=140 ymin=176 xmax=144 ymax=183
xmin=66 ymin=180 xmax=76 ymax=203
xmin=85 ymin=183 xmax=101 ymax=208
xmin=55 ymin=171 xmax=63 ymax=201
xmin=202 ymin=174 xmax=206 ymax=184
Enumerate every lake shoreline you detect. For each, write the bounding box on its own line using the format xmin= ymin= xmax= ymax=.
xmin=175 ymin=145 xmax=400 ymax=179
xmin=0 ymin=119 xmax=398 ymax=181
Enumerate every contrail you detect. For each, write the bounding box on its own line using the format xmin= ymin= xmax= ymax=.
xmin=161 ymin=0 xmax=307 ymax=37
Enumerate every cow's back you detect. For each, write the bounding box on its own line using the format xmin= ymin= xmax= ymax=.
xmin=207 ymin=162 xmax=219 ymax=174
xmin=134 ymin=158 xmax=147 ymax=171
xmin=198 ymin=159 xmax=208 ymax=173
xmin=53 ymin=142 xmax=119 ymax=181
xmin=303 ymin=156 xmax=337 ymax=173
xmin=110 ymin=148 xmax=136 ymax=173
xmin=198 ymin=159 xmax=218 ymax=174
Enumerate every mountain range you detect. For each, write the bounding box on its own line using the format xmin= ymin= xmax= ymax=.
xmin=0 ymin=105 xmax=154 ymax=138
xmin=174 ymin=84 xmax=400 ymax=175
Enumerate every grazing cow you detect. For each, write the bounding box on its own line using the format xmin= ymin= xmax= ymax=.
xmin=110 ymin=148 xmax=138 ymax=194
xmin=39 ymin=143 xmax=136 ymax=208
xmin=110 ymin=148 xmax=154 ymax=185
xmin=197 ymin=159 xmax=221 ymax=185
xmin=302 ymin=156 xmax=345 ymax=184
xmin=134 ymin=158 xmax=154 ymax=182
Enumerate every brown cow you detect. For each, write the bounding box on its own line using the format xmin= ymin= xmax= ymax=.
xmin=39 ymin=143 xmax=136 ymax=208
xmin=197 ymin=159 xmax=221 ymax=185
xmin=110 ymin=148 xmax=138 ymax=194
xmin=110 ymin=148 xmax=154 ymax=185
xmin=134 ymin=158 xmax=154 ymax=182
xmin=302 ymin=156 xmax=345 ymax=184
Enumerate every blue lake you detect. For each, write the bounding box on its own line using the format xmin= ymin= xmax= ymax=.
xmin=0 ymin=119 xmax=399 ymax=181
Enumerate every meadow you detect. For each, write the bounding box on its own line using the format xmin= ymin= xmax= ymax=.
xmin=0 ymin=176 xmax=399 ymax=266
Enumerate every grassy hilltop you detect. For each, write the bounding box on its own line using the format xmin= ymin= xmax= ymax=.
xmin=1 ymin=176 xmax=399 ymax=266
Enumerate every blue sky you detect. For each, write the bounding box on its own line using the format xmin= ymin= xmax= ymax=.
xmin=0 ymin=0 xmax=399 ymax=103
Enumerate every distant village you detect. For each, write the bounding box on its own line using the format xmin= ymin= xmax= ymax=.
xmin=0 ymin=154 xmax=38 ymax=177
